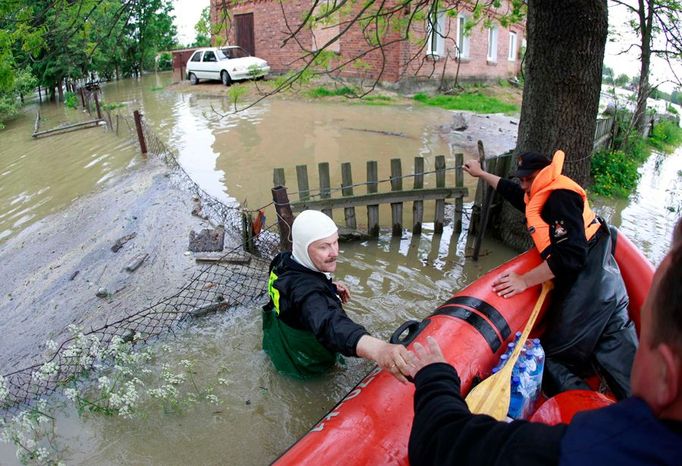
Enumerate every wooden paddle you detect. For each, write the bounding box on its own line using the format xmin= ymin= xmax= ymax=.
xmin=465 ymin=280 xmax=554 ymax=420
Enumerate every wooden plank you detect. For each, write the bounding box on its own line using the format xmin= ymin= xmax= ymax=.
xmin=273 ymin=168 xmax=286 ymax=187
xmin=412 ymin=157 xmax=424 ymax=235
xmin=32 ymin=119 xmax=103 ymax=138
xmin=318 ymin=162 xmax=332 ymax=218
xmin=291 ymin=187 xmax=468 ymax=211
xmin=454 ymin=153 xmax=464 ymax=233
xmin=390 ymin=158 xmax=403 ymax=236
xmin=296 ymin=165 xmax=310 ymax=201
xmin=341 ymin=162 xmax=357 ymax=229
xmin=434 ymin=155 xmax=446 ymax=234
xmin=367 ymin=160 xmax=379 ymax=237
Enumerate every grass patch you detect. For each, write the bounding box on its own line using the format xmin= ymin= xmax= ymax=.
xmin=102 ymin=102 xmax=126 ymax=111
xmin=648 ymin=119 xmax=682 ymax=154
xmin=307 ymin=86 xmax=357 ymax=98
xmin=150 ymin=86 xmax=164 ymax=91
xmin=413 ymin=91 xmax=519 ymax=115
xmin=591 ymin=149 xmax=643 ymax=198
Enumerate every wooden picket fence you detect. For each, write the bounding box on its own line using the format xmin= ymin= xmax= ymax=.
xmin=270 ymin=155 xmax=468 ymax=250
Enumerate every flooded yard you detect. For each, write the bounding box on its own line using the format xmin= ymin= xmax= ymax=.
xmin=1 ymin=73 xmax=680 ymax=465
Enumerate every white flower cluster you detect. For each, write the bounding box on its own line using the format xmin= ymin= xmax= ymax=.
xmin=108 ymin=379 xmax=142 ymax=419
xmin=32 ymin=361 xmax=58 ymax=382
xmin=0 ymin=402 xmax=58 ymax=465
xmin=161 ymin=365 xmax=186 ymax=385
xmin=62 ymin=329 xmax=102 ymax=369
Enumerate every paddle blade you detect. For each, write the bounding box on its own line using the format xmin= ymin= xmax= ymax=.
xmin=465 ymin=370 xmax=512 ymax=421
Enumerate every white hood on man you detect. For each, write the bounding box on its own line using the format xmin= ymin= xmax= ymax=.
xmin=291 ymin=210 xmax=338 ymax=276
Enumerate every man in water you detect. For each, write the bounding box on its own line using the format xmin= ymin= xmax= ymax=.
xmin=262 ymin=209 xmax=410 ymax=380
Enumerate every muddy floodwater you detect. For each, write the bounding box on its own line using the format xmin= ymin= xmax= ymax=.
xmin=1 ymin=73 xmax=681 ymax=465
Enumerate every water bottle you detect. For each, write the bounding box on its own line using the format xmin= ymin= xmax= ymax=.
xmin=513 ymin=330 xmax=522 ymax=342
xmin=494 ymin=353 xmax=509 ymax=372
xmin=530 ymin=338 xmax=545 ymax=386
xmin=508 ymin=375 xmax=526 ymax=419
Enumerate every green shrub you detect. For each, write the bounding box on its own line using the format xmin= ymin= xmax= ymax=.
xmin=648 ymin=119 xmax=682 ymax=153
xmin=591 ymin=149 xmax=641 ymax=198
xmin=412 ymin=91 xmax=518 ymax=114
xmin=64 ymin=91 xmax=78 ymax=109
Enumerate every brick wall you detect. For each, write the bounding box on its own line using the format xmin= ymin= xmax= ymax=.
xmin=209 ymin=0 xmax=525 ymax=83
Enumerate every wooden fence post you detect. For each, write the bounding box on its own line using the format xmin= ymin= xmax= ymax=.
xmin=273 ymin=168 xmax=285 ymax=188
xmin=272 ymin=186 xmax=294 ymax=251
xmin=390 ymin=158 xmax=403 ymax=236
xmin=341 ymin=162 xmax=357 ymax=229
xmin=79 ymin=88 xmax=85 ymax=108
xmin=412 ymin=157 xmax=424 ymax=235
xmin=241 ymin=209 xmax=255 ymax=253
xmin=94 ymin=92 xmax=102 ymax=120
xmin=454 ymin=153 xmax=464 ymax=233
xmin=296 ymin=165 xmax=310 ymax=202
xmin=318 ymin=162 xmax=332 ymax=218
xmin=133 ymin=110 xmax=148 ymax=156
xmin=434 ymin=155 xmax=446 ymax=234
xmin=367 ymin=160 xmax=379 ymax=237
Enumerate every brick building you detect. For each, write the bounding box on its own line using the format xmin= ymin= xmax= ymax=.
xmin=208 ymin=0 xmax=525 ymax=84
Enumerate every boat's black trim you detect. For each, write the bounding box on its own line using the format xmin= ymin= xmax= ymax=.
xmin=433 ymin=305 xmax=501 ymax=353
xmin=443 ymin=296 xmax=511 ymax=340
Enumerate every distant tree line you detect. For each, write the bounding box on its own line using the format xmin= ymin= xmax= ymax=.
xmin=603 ymin=66 xmax=681 ymax=105
xmin=0 ymin=0 xmax=178 ymax=128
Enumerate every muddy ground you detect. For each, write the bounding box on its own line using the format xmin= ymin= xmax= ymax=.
xmin=0 ymin=158 xmax=247 ymax=374
xmin=0 ymin=84 xmax=520 ymax=376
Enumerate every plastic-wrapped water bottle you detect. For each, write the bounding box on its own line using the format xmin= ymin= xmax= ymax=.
xmin=508 ymin=375 xmax=526 ymax=419
xmin=530 ymin=339 xmax=545 ymax=379
xmin=494 ymin=353 xmax=509 ymax=372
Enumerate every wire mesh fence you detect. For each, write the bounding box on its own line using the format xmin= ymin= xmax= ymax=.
xmin=1 ymin=108 xmax=281 ymax=414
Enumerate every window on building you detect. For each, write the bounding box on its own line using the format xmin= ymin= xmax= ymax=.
xmin=426 ymin=10 xmax=446 ymax=58
xmin=456 ymin=14 xmax=470 ymax=59
xmin=487 ymin=26 xmax=498 ymax=62
xmin=508 ymin=31 xmax=517 ymax=61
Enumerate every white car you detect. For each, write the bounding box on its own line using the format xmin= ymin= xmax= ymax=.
xmin=186 ymin=46 xmax=270 ymax=86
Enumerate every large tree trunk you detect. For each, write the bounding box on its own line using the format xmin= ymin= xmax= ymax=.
xmin=495 ymin=0 xmax=608 ymax=251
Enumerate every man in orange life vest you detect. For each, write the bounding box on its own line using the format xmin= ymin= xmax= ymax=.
xmin=406 ymin=219 xmax=682 ymax=465
xmin=463 ymin=151 xmax=637 ymax=399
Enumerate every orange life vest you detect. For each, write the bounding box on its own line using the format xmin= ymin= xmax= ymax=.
xmin=524 ymin=151 xmax=601 ymax=257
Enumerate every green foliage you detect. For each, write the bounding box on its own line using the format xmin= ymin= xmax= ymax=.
xmin=648 ymin=119 xmax=682 ymax=153
xmin=668 ymin=104 xmax=678 ymax=114
xmin=102 ymin=102 xmax=126 ymax=111
xmin=413 ymin=91 xmax=519 ymax=114
xmin=64 ymin=91 xmax=78 ymax=109
xmin=307 ymin=86 xmax=357 ymax=98
xmin=590 ymin=149 xmax=642 ymax=198
xmin=193 ymin=7 xmax=211 ymax=47
xmin=157 ymin=52 xmax=172 ymax=71
xmin=227 ymin=84 xmax=248 ymax=111
xmin=614 ymin=73 xmax=630 ymax=87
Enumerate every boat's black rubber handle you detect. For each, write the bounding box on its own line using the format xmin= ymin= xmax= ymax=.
xmin=389 ymin=319 xmax=430 ymax=346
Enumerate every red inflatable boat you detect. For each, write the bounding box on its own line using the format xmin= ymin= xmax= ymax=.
xmin=273 ymin=229 xmax=654 ymax=465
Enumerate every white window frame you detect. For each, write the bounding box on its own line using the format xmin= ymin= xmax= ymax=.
xmin=426 ymin=10 xmax=446 ymax=58
xmin=508 ymin=31 xmax=517 ymax=61
xmin=487 ymin=25 xmax=498 ymax=62
xmin=456 ymin=14 xmax=470 ymax=59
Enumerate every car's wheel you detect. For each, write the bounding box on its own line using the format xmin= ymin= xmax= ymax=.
xmin=189 ymin=73 xmax=198 ymax=85
xmin=221 ymin=70 xmax=232 ymax=86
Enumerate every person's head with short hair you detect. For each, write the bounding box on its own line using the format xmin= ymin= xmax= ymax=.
xmin=515 ymin=152 xmax=551 ymax=194
xmin=291 ymin=210 xmax=339 ymax=274
xmin=631 ymin=217 xmax=682 ymax=419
